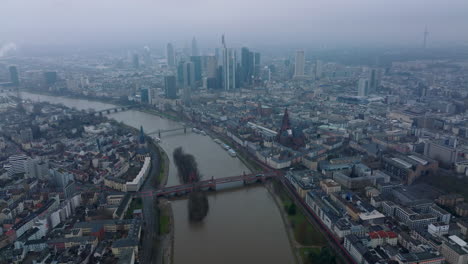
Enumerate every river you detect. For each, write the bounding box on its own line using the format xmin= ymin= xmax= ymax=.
xmin=20 ymin=92 xmax=296 ymax=264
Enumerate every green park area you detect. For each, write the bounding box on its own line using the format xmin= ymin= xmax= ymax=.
xmin=124 ymin=197 xmax=143 ymax=219
xmin=159 ymin=208 xmax=171 ymax=235
xmin=273 ymin=181 xmax=339 ymax=264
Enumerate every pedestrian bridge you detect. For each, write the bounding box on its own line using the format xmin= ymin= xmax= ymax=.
xmin=147 ymin=127 xmax=187 ymax=138
xmin=137 ymin=171 xmax=279 ymax=198
xmin=95 ymin=105 xmax=138 ymax=115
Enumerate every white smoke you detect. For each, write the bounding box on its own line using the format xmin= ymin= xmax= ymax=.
xmin=0 ymin=42 xmax=18 ymax=57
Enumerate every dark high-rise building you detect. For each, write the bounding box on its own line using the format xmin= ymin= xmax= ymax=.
xmin=177 ymin=61 xmax=185 ymax=86
xmin=140 ymin=88 xmax=149 ymax=103
xmin=206 ymin=77 xmax=216 ymax=89
xmin=44 ymin=71 xmax=57 ymax=86
xmin=190 ymin=56 xmax=202 ymax=82
xmin=166 ymin=43 xmax=175 ymax=67
xmin=164 ymin=75 xmax=177 ymax=99
xmin=9 ymin=66 xmax=19 ymax=86
xmin=182 ymin=61 xmax=195 ymax=103
xmin=216 ymin=66 xmax=223 ymax=89
xmin=254 ymin=52 xmax=261 ymax=78
xmin=369 ymin=68 xmax=380 ymax=93
xmin=241 ymin=47 xmax=254 ymax=85
xmin=132 ymin=54 xmax=140 ymax=69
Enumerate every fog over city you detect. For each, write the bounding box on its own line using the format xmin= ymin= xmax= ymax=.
xmin=2 ymin=0 xmax=468 ymax=48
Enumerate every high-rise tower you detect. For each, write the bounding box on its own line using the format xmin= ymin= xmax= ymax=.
xmin=222 ymin=35 xmax=236 ymax=90
xmin=423 ymin=26 xmax=429 ymax=49
xmin=9 ymin=66 xmax=19 ymax=86
xmin=294 ymin=51 xmax=305 ymax=78
xmin=358 ymin=78 xmax=370 ymax=96
xmin=166 ymin=43 xmax=175 ymax=67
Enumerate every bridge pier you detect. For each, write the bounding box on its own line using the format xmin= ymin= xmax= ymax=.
xmin=184 ymin=127 xmax=187 ymax=134
xmin=158 ymin=130 xmax=161 ymax=138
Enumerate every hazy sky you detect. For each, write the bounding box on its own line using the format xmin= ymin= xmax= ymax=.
xmin=2 ymin=0 xmax=468 ymax=48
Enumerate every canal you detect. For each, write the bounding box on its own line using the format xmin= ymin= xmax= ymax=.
xmin=20 ymin=92 xmax=295 ymax=264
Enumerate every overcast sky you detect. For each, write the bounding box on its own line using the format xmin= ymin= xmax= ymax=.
xmin=2 ymin=0 xmax=468 ymax=48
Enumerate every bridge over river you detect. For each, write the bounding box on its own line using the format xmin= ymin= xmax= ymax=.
xmin=137 ymin=171 xmax=279 ymax=198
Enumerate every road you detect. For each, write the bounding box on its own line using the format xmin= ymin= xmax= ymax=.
xmin=140 ymin=142 xmax=162 ymax=264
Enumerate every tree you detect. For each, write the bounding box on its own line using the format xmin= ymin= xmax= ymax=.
xmin=308 ymin=247 xmax=337 ymax=264
xmin=288 ymin=203 xmax=296 ymax=215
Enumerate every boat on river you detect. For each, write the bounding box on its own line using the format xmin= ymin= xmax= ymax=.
xmin=228 ymin=149 xmax=237 ymax=157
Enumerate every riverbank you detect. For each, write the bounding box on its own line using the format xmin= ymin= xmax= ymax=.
xmin=266 ymin=181 xmax=327 ymax=264
xmin=158 ymin=199 xmax=174 ymax=264
xmin=149 ymin=141 xmax=170 ymax=188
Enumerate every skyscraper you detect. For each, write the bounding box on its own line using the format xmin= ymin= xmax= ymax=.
xmin=206 ymin=56 xmax=218 ymax=78
xmin=132 ymin=54 xmax=140 ymax=69
xmin=369 ymin=68 xmax=379 ymax=93
xmin=358 ymin=78 xmax=370 ymax=96
xmin=9 ymin=66 xmax=19 ymax=86
xmin=164 ymin=75 xmax=177 ymax=99
xmin=183 ymin=61 xmax=195 ymax=89
xmin=182 ymin=61 xmax=195 ymax=103
xmin=241 ymin=47 xmax=254 ymax=85
xmin=177 ymin=61 xmax=185 ymax=86
xmin=254 ymin=52 xmax=261 ymax=77
xmin=143 ymin=46 xmax=152 ymax=67
xmin=294 ymin=51 xmax=305 ymax=78
xmin=190 ymin=56 xmax=202 ymax=82
xmin=140 ymin=88 xmax=149 ymax=103
xmin=315 ymin=60 xmax=322 ymax=80
xmin=222 ymin=35 xmax=236 ymax=90
xmin=191 ymin=37 xmax=199 ymax=56
xmin=166 ymin=43 xmax=175 ymax=67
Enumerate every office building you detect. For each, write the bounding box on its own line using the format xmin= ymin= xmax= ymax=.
xmin=9 ymin=66 xmax=19 ymax=86
xmin=8 ymin=155 xmax=28 ymax=176
xmin=190 ymin=56 xmax=202 ymax=81
xmin=44 ymin=71 xmax=57 ymax=86
xmin=140 ymin=89 xmax=149 ymax=104
xmin=177 ymin=61 xmax=184 ymax=86
xmin=440 ymin=236 xmax=468 ymax=264
xmin=182 ymin=61 xmax=195 ymax=102
xmin=166 ymin=43 xmax=175 ymax=67
xmin=25 ymin=159 xmax=49 ymax=179
xmin=424 ymin=140 xmax=458 ymax=167
xmin=182 ymin=61 xmax=195 ymax=89
xmin=358 ymin=78 xmax=369 ymax=96
xmin=132 ymin=54 xmax=139 ymax=69
xmin=164 ymin=75 xmax=177 ymax=99
xmin=206 ymin=56 xmax=217 ymax=78
xmin=222 ymin=35 xmax=236 ymax=90
xmin=50 ymin=168 xmax=74 ymax=190
xmin=315 ymin=60 xmax=322 ymax=80
xmin=241 ymin=47 xmax=254 ymax=85
xmin=294 ymin=50 xmax=305 ymax=77
xmin=20 ymin=128 xmax=33 ymax=143
xmin=369 ymin=68 xmax=380 ymax=93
